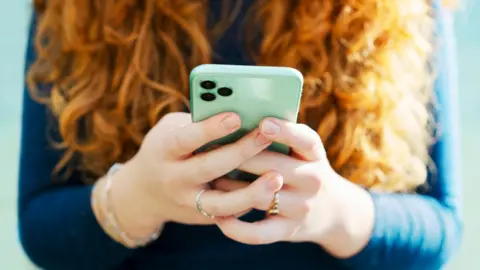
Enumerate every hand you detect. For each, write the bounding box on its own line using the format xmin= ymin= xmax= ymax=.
xmin=94 ymin=112 xmax=283 ymax=245
xmin=213 ymin=118 xmax=375 ymax=258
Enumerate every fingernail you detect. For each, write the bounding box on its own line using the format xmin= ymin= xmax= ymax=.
xmin=261 ymin=120 xmax=280 ymax=136
xmin=221 ymin=114 xmax=240 ymax=132
xmin=255 ymin=133 xmax=271 ymax=146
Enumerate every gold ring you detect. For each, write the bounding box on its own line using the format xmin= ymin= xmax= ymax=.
xmin=195 ymin=189 xmax=215 ymax=219
xmin=266 ymin=192 xmax=280 ymax=216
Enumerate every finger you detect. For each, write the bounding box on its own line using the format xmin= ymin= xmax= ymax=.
xmin=163 ymin=112 xmax=241 ymax=158
xmin=185 ymin=129 xmax=272 ymax=183
xmin=214 ymin=177 xmax=308 ymax=219
xmin=239 ymin=151 xmax=318 ymax=189
xmin=175 ymin=209 xmax=218 ymax=225
xmin=182 ymin=208 xmax=249 ymax=225
xmin=216 ymin=215 xmax=297 ymax=245
xmin=259 ymin=118 xmax=325 ymax=161
xmin=212 ymin=178 xmax=250 ymax=191
xmin=248 ymin=190 xmax=308 ymax=219
xmin=196 ymin=171 xmax=283 ymax=217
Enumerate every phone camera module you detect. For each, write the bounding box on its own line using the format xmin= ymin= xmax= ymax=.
xmin=200 ymin=80 xmax=216 ymax=90
xmin=217 ymin=87 xmax=233 ymax=97
xmin=200 ymin=92 xmax=216 ymax=102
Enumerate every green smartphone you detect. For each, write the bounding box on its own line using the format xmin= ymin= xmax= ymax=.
xmin=190 ymin=64 xmax=304 ymax=156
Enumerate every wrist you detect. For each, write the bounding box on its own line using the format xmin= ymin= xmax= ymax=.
xmin=92 ymin=160 xmax=165 ymax=247
xmin=111 ymin=159 xmax=166 ymax=235
xmin=114 ymin=159 xmax=166 ymax=225
xmin=317 ymin=175 xmax=375 ymax=258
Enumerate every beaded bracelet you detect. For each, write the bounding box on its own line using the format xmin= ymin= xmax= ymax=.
xmin=92 ymin=163 xmax=160 ymax=248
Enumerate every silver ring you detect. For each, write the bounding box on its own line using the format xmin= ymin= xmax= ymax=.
xmin=195 ymin=189 xmax=215 ymax=219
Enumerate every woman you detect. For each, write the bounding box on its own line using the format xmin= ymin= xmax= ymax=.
xmin=18 ymin=0 xmax=462 ymax=269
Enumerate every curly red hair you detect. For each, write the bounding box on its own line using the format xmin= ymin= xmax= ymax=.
xmin=28 ymin=0 xmax=436 ymax=192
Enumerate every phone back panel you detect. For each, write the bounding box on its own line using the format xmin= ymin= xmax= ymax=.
xmin=190 ymin=64 xmax=303 ymax=154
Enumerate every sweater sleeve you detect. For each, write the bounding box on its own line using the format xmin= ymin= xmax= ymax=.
xmin=341 ymin=8 xmax=463 ymax=270
xmin=17 ymin=14 xmax=134 ymax=270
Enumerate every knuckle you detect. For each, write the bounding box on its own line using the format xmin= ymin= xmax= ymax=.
xmin=298 ymin=123 xmax=316 ymax=136
xmin=157 ymin=112 xmax=190 ymax=129
xmin=173 ymin=191 xmax=190 ymax=207
xmin=156 ymin=115 xmax=172 ymax=126
xmin=161 ymin=113 xmax=175 ymax=121
xmin=195 ymin=159 xmax=216 ymax=180
xmin=299 ymin=125 xmax=319 ymax=147
xmin=161 ymin=164 xmax=181 ymax=184
xmin=297 ymin=201 xmax=312 ymax=217
xmin=304 ymin=137 xmax=319 ymax=152
xmin=171 ymin=132 xmax=184 ymax=150
xmin=143 ymin=130 xmax=165 ymax=153
xmin=285 ymin=126 xmax=299 ymax=144
xmin=238 ymin=142 xmax=256 ymax=160
xmin=305 ymin=172 xmax=323 ymax=192
xmin=163 ymin=129 xmax=185 ymax=153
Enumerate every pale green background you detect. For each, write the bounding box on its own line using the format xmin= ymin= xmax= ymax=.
xmin=0 ymin=1 xmax=478 ymax=269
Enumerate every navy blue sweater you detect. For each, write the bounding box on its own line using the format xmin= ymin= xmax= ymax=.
xmin=18 ymin=2 xmax=462 ymax=270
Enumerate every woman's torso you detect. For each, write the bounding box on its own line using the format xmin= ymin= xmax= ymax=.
xmin=26 ymin=1 xmax=354 ymax=269
xmin=115 ymin=1 xmax=348 ymax=269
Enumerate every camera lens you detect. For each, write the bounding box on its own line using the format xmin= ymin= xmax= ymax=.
xmin=217 ymin=87 xmax=233 ymax=97
xmin=200 ymin=80 xmax=216 ymax=90
xmin=200 ymin=92 xmax=216 ymax=102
